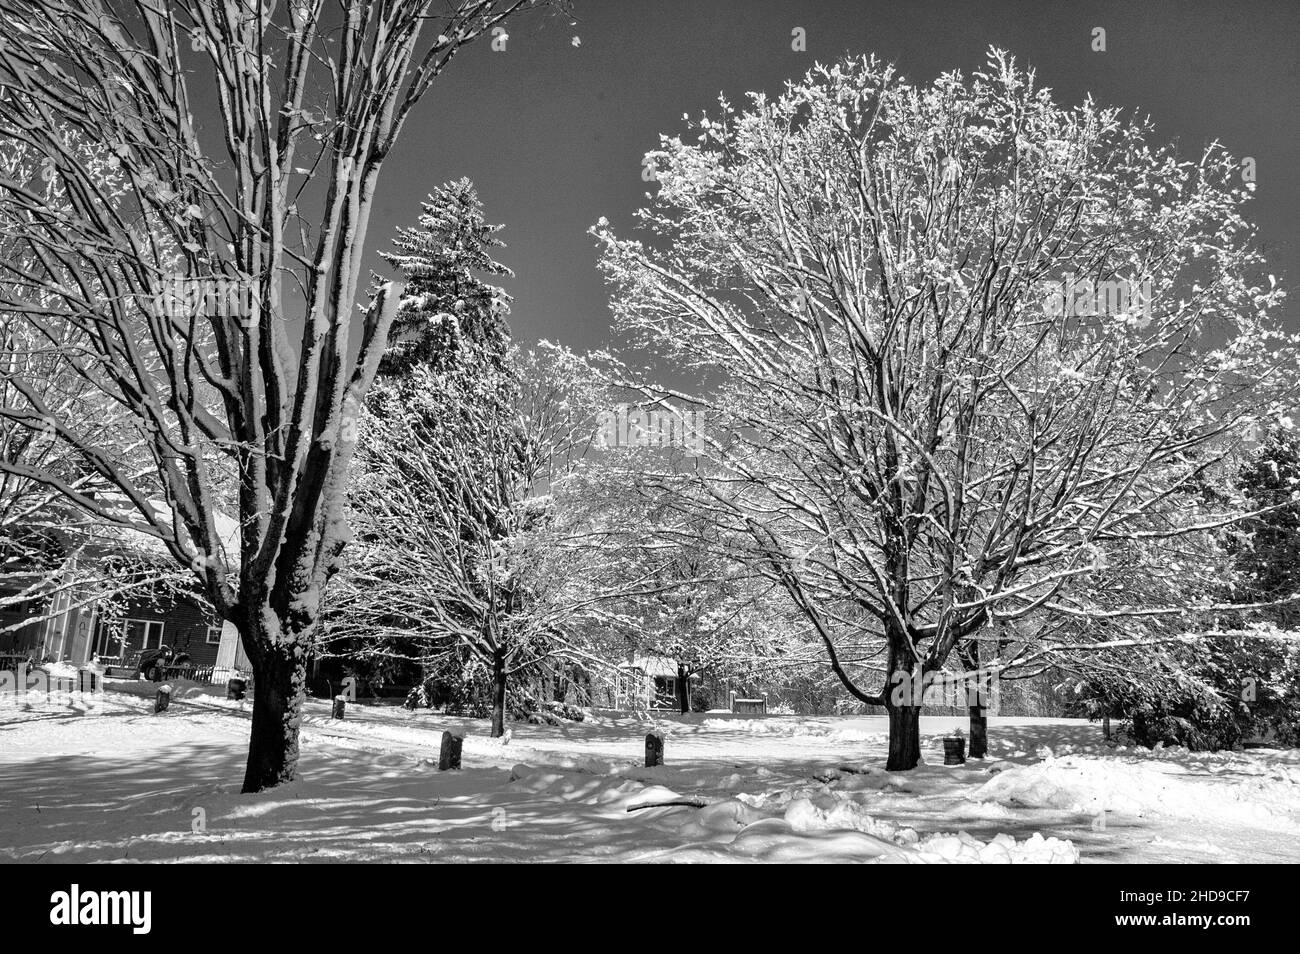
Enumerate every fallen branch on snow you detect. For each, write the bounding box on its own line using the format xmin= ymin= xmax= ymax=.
xmin=626 ymin=797 xmax=712 ymax=812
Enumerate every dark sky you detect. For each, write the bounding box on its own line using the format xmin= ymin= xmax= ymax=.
xmin=365 ymin=0 xmax=1300 ymax=350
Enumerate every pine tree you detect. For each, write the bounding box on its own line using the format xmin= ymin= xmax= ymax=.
xmin=1072 ymin=428 xmax=1300 ymax=750
xmin=325 ymin=181 xmax=519 ymax=709
xmin=379 ymin=177 xmax=513 ymax=377
xmin=373 ymin=177 xmax=522 ymax=546
xmin=1234 ymin=426 xmax=1300 ymax=628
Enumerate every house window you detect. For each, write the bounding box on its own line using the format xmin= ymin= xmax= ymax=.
xmin=98 ymin=621 xmax=163 ymax=657
xmin=205 ymin=625 xmax=222 ymax=645
xmin=128 ymin=619 xmax=165 ymax=650
xmin=92 ymin=620 xmax=121 ymax=660
xmin=92 ymin=618 xmax=164 ymax=660
xmin=653 ymin=676 xmax=677 ymax=708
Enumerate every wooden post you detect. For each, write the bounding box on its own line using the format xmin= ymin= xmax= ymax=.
xmin=968 ymin=706 xmax=988 ymax=758
xmin=154 ymin=685 xmax=171 ymax=714
xmin=645 ymin=732 xmax=664 ymax=767
xmin=331 ymin=696 xmax=346 ymax=719
xmin=439 ymin=731 xmax=463 ymax=770
xmin=78 ymin=669 xmax=98 ymax=694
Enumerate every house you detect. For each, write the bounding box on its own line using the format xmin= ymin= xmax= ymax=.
xmin=81 ymin=590 xmax=250 ymax=677
xmin=605 ymin=655 xmax=768 ymax=714
xmin=615 ymin=654 xmax=698 ymax=710
xmin=1 ymin=499 xmax=250 ymax=680
xmin=0 ymin=577 xmax=49 ymax=660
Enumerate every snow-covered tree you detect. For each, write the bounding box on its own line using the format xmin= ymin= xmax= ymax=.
xmin=328 ymin=188 xmax=618 ymax=734
xmin=329 ymin=344 xmax=609 ymax=736
xmin=378 ymin=177 xmax=513 ymax=377
xmin=0 ymin=0 xmax=550 ymax=792
xmin=1232 ymin=425 xmax=1300 ymax=628
xmin=582 ymin=488 xmax=814 ymax=714
xmin=594 ymin=50 xmax=1297 ymax=769
xmin=0 ymin=132 xmax=178 ymax=644
xmin=1067 ymin=426 xmax=1300 ymax=749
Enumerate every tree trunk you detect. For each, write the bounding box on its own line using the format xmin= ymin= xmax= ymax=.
xmin=553 ymin=670 xmax=566 ymax=703
xmin=677 ymin=662 xmax=690 ymax=714
xmin=959 ymin=640 xmax=987 ymax=758
xmin=884 ymin=627 xmax=922 ymax=771
xmin=490 ymin=651 xmax=507 ymax=738
xmin=886 ymin=702 xmax=921 ymax=771
xmin=241 ymin=634 xmax=307 ymax=794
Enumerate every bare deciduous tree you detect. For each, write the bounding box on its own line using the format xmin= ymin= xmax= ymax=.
xmin=1 ymin=129 xmax=164 ymax=644
xmin=595 ymin=50 xmax=1297 ymax=769
xmin=0 ymin=0 xmax=548 ymax=791
xmin=328 ymin=345 xmax=609 ymax=736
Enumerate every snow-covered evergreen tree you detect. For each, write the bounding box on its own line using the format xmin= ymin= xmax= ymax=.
xmin=1234 ymin=425 xmax=1300 ymax=629
xmin=379 ymin=178 xmax=513 ymax=378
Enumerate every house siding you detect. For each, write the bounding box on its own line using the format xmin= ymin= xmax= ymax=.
xmin=0 ymin=589 xmax=46 ymax=657
xmin=108 ymin=593 xmax=222 ymax=668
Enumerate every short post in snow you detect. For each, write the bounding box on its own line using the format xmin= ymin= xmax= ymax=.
xmin=331 ymin=695 xmax=346 ymax=719
xmin=154 ymin=684 xmax=172 ymax=714
xmin=645 ymin=731 xmax=664 ymax=767
xmin=943 ymin=733 xmax=967 ymax=765
xmin=439 ymin=731 xmax=463 ymax=771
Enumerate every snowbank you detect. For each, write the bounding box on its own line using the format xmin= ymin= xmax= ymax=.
xmin=970 ymin=754 xmax=1300 ymax=830
xmin=505 ymin=761 xmax=1078 ymax=863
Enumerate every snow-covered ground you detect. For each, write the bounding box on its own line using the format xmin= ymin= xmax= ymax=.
xmin=2 ymin=681 xmax=1297 ymax=863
